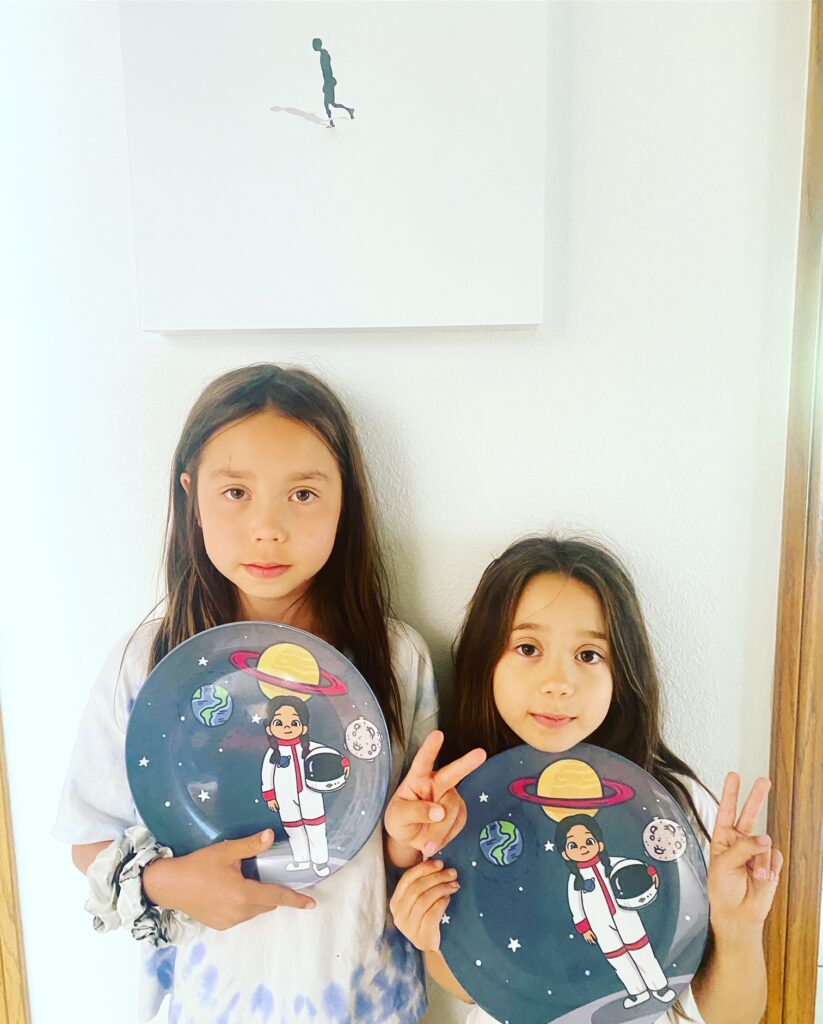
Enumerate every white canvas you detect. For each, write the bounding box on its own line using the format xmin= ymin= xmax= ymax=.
xmin=119 ymin=1 xmax=547 ymax=330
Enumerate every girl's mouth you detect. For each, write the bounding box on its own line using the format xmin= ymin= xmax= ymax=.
xmin=243 ymin=563 xmax=290 ymax=579
xmin=531 ymin=712 xmax=575 ymax=729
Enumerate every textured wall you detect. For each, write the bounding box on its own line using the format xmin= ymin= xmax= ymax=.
xmin=0 ymin=3 xmax=809 ymax=1023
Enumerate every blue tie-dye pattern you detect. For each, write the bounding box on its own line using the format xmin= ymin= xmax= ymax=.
xmin=294 ymin=994 xmax=305 ymax=1014
xmin=182 ymin=942 xmax=206 ymax=979
xmin=321 ymin=982 xmax=350 ymax=1023
xmin=168 ymin=1002 xmax=182 ymax=1024
xmin=215 ymin=992 xmax=240 ymax=1024
xmin=251 ymin=983 xmax=274 ymax=1020
xmin=145 ymin=945 xmax=176 ymax=991
xmin=305 ymin=997 xmax=317 ymax=1019
xmin=127 ymin=697 xmax=135 ymax=715
xmin=354 ymin=992 xmax=374 ymax=1018
xmin=200 ymin=964 xmax=219 ymax=1006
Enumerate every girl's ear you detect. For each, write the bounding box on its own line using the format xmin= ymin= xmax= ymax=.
xmin=180 ymin=472 xmax=201 ymax=526
xmin=561 ymin=850 xmax=569 ymax=861
xmin=301 ymin=724 xmax=308 ymax=735
xmin=265 ymin=724 xmax=272 ymax=736
xmin=597 ymin=841 xmax=604 ymax=853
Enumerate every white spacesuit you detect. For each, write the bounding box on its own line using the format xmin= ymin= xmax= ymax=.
xmin=261 ymin=737 xmax=338 ymax=872
xmin=567 ymin=854 xmax=673 ymax=1006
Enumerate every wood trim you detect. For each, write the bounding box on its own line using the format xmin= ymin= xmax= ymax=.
xmin=764 ymin=2 xmax=823 ymax=1021
xmin=0 ymin=707 xmax=31 ymax=1024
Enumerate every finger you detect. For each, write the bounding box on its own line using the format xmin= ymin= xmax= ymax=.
xmin=420 ymin=895 xmax=452 ymax=951
xmin=736 ymin=777 xmax=771 ymax=835
xmin=220 ymin=829 xmax=275 ymax=861
xmin=713 ymin=773 xmax=740 ymax=835
xmin=392 ymin=859 xmax=449 ymax=901
xmin=391 ymin=799 xmax=448 ymax=829
xmin=752 ymin=847 xmax=784 ymax=883
xmin=715 ymin=833 xmax=771 ymax=870
xmin=407 ymin=879 xmax=460 ymax=929
xmin=403 ymin=731 xmax=445 ymax=785
xmin=432 ymin=798 xmax=468 ymax=853
xmin=432 ymin=748 xmax=487 ymax=800
xmin=402 ymin=865 xmax=459 ymax=906
xmin=245 ymin=879 xmax=316 ymax=910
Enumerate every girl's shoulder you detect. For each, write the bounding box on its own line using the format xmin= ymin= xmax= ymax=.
xmin=386 ymin=618 xmax=435 ymax=684
xmin=96 ymin=619 xmax=162 ymax=731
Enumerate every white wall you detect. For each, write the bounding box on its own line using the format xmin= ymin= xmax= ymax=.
xmin=0 ymin=3 xmax=809 ymax=1023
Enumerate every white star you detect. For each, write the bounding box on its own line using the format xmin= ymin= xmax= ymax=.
xmin=441 ymin=913 xmax=450 ymax=925
xmin=197 ymin=790 xmax=210 ymax=802
xmin=507 ymin=938 xmax=521 ymax=952
xmin=479 ymin=792 xmax=489 ymax=803
xmin=198 ymin=657 xmax=208 ymax=666
xmin=251 ymin=713 xmax=262 ymax=724
xmin=138 ymin=757 xmax=149 ymax=767
xmin=544 ymin=840 xmax=555 ymax=852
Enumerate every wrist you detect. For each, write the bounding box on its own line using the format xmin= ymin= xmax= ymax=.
xmin=385 ymin=835 xmax=421 ymax=869
xmin=709 ymin=923 xmax=765 ymax=955
xmin=142 ymin=855 xmax=180 ymax=910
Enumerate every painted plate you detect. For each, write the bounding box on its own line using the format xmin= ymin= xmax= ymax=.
xmin=126 ymin=621 xmax=391 ymax=888
xmin=439 ymin=743 xmax=709 ymax=1023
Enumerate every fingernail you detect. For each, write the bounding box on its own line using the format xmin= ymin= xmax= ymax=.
xmin=450 ymin=882 xmax=460 ymax=891
xmin=432 ymin=860 xmax=444 ymax=870
xmin=429 ymin=806 xmax=445 ymax=821
xmin=446 ymin=869 xmax=457 ymax=879
xmin=754 ymin=869 xmax=768 ymax=880
xmin=423 ymin=842 xmax=438 ymax=858
xmin=757 ymin=835 xmax=771 ymax=845
xmin=261 ymin=830 xmax=272 ymax=844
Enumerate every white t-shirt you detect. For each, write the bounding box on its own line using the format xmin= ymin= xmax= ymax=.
xmin=462 ymin=776 xmax=718 ymax=1024
xmin=54 ymin=618 xmax=439 ymax=1024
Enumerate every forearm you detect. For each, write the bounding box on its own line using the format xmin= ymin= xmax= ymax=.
xmin=691 ymin=932 xmax=766 ymax=1024
xmin=424 ymin=951 xmax=473 ymax=1004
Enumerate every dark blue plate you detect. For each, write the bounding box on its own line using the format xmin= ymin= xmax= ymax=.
xmin=439 ymin=743 xmax=709 ymax=1023
xmin=126 ymin=621 xmax=391 ymax=888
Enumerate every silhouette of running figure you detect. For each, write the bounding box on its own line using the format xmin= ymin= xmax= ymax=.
xmin=312 ymin=38 xmax=354 ymax=127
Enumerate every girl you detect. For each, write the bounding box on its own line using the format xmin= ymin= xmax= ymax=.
xmin=385 ymin=536 xmax=781 ymax=1024
xmin=54 ymin=364 xmax=438 ymax=1024
xmin=261 ymin=697 xmax=350 ymax=877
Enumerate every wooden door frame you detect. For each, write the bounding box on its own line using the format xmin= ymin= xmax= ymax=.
xmin=0 ymin=707 xmax=31 ymax=1024
xmin=764 ymin=2 xmax=823 ymax=1021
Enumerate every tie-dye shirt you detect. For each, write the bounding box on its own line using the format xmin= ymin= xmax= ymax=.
xmin=54 ymin=619 xmax=438 ymax=1024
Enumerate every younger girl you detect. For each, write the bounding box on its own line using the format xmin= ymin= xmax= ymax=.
xmin=386 ymin=536 xmax=781 ymax=1024
xmin=54 ymin=364 xmax=438 ymax=1024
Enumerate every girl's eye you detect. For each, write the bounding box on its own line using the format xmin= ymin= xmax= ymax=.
xmin=274 ymin=719 xmax=282 ymax=727
xmin=586 ymin=838 xmax=594 ymax=846
xmin=224 ymin=487 xmax=247 ymax=501
xmin=291 ymin=489 xmax=317 ymax=503
xmin=567 ymin=841 xmax=577 ymax=850
xmin=578 ymin=649 xmax=605 ymax=665
xmin=515 ymin=643 xmax=540 ymax=658
xmin=290 ymin=720 xmax=299 ymax=727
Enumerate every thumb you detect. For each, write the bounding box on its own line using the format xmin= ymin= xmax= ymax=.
xmin=222 ymin=829 xmax=274 ymax=860
xmin=714 ymin=834 xmax=771 ymax=872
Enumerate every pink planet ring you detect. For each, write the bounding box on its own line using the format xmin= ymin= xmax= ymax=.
xmin=229 ymin=651 xmax=349 ymax=696
xmin=508 ymin=777 xmax=635 ymax=810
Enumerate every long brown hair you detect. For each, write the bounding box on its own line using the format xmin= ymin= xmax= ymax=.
xmin=145 ymin=363 xmax=404 ymax=743
xmin=450 ymin=535 xmax=713 ymax=839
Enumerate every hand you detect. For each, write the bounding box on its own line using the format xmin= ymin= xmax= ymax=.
xmin=384 ymin=730 xmax=486 ymax=859
xmin=583 ymin=929 xmax=597 ymax=944
xmin=389 ymin=859 xmax=460 ymax=951
xmin=142 ymin=829 xmax=315 ymax=930
xmin=267 ymin=799 xmax=279 ymax=812
xmin=707 ymin=773 xmax=782 ymax=941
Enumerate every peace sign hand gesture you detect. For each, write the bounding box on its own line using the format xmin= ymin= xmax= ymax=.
xmin=707 ymin=773 xmax=782 ymax=940
xmin=384 ymin=730 xmax=486 ymax=867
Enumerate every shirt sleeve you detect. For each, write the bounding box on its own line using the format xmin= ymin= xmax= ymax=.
xmin=52 ymin=628 xmax=152 ymax=845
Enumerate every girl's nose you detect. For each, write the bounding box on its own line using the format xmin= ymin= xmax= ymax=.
xmin=251 ymin=502 xmax=288 ymax=543
xmin=539 ymin=658 xmax=574 ymax=696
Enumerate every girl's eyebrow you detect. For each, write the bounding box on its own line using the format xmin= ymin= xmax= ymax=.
xmin=208 ymin=468 xmax=330 ymax=481
xmin=510 ymin=623 xmax=609 ymax=642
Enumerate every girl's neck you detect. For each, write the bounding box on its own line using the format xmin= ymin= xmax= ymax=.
xmin=238 ymin=589 xmax=319 ymax=635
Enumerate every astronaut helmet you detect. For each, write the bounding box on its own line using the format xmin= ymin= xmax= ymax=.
xmin=304 ymin=747 xmax=349 ymax=792
xmin=609 ymin=859 xmax=659 ymax=910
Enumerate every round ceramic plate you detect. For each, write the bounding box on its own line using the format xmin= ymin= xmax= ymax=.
xmin=439 ymin=743 xmax=709 ymax=1024
xmin=126 ymin=621 xmax=391 ymax=888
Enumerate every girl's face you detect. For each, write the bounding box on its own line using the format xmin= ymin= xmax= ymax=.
xmin=266 ymin=704 xmax=307 ymax=741
xmin=182 ymin=410 xmax=343 ymax=623
xmin=492 ymin=572 xmax=613 ymax=753
xmin=562 ymin=824 xmax=604 ymax=863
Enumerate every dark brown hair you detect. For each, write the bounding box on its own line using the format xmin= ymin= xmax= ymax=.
xmin=449 ymin=535 xmax=713 ymax=840
xmin=146 ymin=363 xmax=403 ymax=742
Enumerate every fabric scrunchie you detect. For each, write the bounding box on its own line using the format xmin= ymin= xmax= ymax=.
xmin=85 ymin=824 xmax=198 ymax=947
